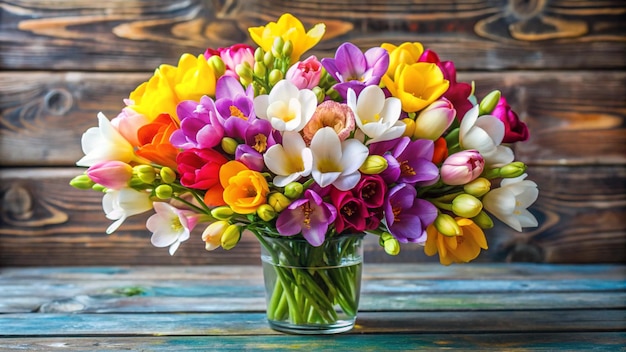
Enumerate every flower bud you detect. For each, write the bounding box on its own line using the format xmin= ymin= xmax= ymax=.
xmin=253 ymin=61 xmax=266 ymax=78
xmin=359 ymin=155 xmax=388 ymax=175
xmin=257 ymin=204 xmax=277 ymax=221
xmin=268 ymin=192 xmax=291 ymax=213
xmin=155 ymin=184 xmax=173 ymax=199
xmin=69 ymin=174 xmax=95 ymax=190
xmin=254 ymin=47 xmax=265 ymax=62
xmin=401 ymin=118 xmax=416 ymax=138
xmin=452 ymin=194 xmax=483 ymax=218
xmin=221 ymin=137 xmax=239 ymax=155
xmin=133 ymin=164 xmax=156 ymax=184
xmin=441 ymin=150 xmax=485 ymax=185
xmin=210 ymin=206 xmax=234 ymax=220
xmin=464 ymin=177 xmax=491 ymax=197
xmin=160 ymin=167 xmax=177 ymax=184
xmin=282 ymin=40 xmax=294 ymax=58
xmin=92 ymin=183 xmax=107 ymax=192
xmin=383 ymin=237 xmax=400 ymax=256
xmin=312 ymin=86 xmax=325 ymax=103
xmin=271 ymin=36 xmax=285 ymax=58
xmin=235 ymin=62 xmax=253 ymax=83
xmin=263 ymin=51 xmax=274 ymax=68
xmin=202 ymin=221 xmax=229 ymax=251
xmin=413 ymin=99 xmax=456 ymax=140
xmin=434 ymin=213 xmax=461 ymax=237
xmin=479 ymin=90 xmax=501 ymax=115
xmin=221 ymin=224 xmax=241 ymax=250
xmin=87 ymin=161 xmax=133 ymax=190
xmin=268 ymin=69 xmax=283 ymax=86
xmin=472 ymin=210 xmax=494 ymax=229
xmin=499 ymin=161 xmax=526 ymax=178
xmin=207 ymin=55 xmax=226 ymax=77
xmin=284 ymin=182 xmax=304 ymax=199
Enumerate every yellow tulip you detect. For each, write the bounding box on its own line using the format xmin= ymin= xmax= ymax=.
xmin=381 ymin=42 xmax=424 ymax=80
xmin=248 ymin=13 xmax=325 ymax=64
xmin=383 ymin=63 xmax=449 ymax=113
xmin=424 ymin=218 xmax=488 ymax=265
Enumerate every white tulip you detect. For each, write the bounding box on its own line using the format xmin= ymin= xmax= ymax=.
xmin=483 ymin=173 xmax=539 ymax=232
xmin=102 ymin=188 xmax=153 ymax=234
xmin=459 ymin=105 xmax=514 ymax=167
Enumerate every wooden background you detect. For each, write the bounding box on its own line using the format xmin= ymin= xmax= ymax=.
xmin=0 ymin=0 xmax=624 ymax=266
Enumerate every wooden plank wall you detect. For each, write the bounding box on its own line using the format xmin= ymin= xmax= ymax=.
xmin=0 ymin=1 xmax=624 ymax=266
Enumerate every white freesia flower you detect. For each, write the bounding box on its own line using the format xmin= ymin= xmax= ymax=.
xmin=147 ymin=202 xmax=195 ymax=255
xmin=459 ymin=105 xmax=514 ymax=167
xmin=253 ymin=80 xmax=317 ymax=132
xmin=347 ymin=85 xmax=405 ymax=144
xmin=77 ymin=112 xmax=142 ymax=167
xmin=263 ymin=131 xmax=313 ymax=187
xmin=102 ymin=188 xmax=153 ymax=234
xmin=310 ymin=127 xmax=369 ymax=190
xmin=483 ymin=173 xmax=539 ymax=232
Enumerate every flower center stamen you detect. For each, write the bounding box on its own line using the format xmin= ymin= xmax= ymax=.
xmin=230 ymin=105 xmax=247 ymax=120
xmin=400 ymin=160 xmax=416 ymax=176
xmin=253 ymin=134 xmax=267 ymax=152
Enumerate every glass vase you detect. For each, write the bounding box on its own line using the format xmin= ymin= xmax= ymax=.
xmin=258 ymin=234 xmax=364 ymax=334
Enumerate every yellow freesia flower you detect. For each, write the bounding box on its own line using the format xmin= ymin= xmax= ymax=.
xmin=381 ymin=42 xmax=424 ymax=79
xmin=382 ymin=62 xmax=449 ymax=113
xmin=248 ymin=13 xmax=325 ymax=64
xmin=424 ymin=218 xmax=488 ymax=266
xmin=129 ymin=54 xmax=217 ymax=122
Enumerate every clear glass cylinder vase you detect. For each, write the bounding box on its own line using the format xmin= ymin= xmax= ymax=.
xmin=259 ymin=234 xmax=364 ymax=334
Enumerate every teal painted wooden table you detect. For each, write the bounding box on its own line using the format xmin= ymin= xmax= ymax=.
xmin=1 ymin=264 xmax=625 ymax=351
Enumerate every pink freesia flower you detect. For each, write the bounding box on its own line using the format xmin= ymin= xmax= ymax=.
xmin=354 ymin=174 xmax=387 ymax=208
xmin=276 ymin=190 xmax=337 ymax=246
xmin=491 ymin=98 xmax=530 ymax=143
xmin=147 ymin=202 xmax=198 ymax=255
xmin=330 ymin=187 xmax=368 ymax=234
xmin=441 ymin=150 xmax=485 ymax=185
xmin=413 ymin=98 xmax=456 ymax=140
xmin=205 ymin=44 xmax=255 ymax=79
xmin=111 ymin=105 xmax=149 ymax=147
xmin=86 ymin=160 xmax=133 ymax=190
xmin=286 ymin=55 xmax=323 ymax=89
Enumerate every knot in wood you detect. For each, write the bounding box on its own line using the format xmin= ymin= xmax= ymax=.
xmin=44 ymin=88 xmax=73 ymax=116
xmin=509 ymin=0 xmax=546 ymax=20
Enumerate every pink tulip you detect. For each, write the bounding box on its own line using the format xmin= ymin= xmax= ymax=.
xmin=111 ymin=106 xmax=150 ymax=147
xmin=87 ymin=160 xmax=133 ymax=190
xmin=413 ymin=98 xmax=456 ymax=140
xmin=285 ymin=55 xmax=322 ymax=89
xmin=441 ymin=150 xmax=485 ymax=185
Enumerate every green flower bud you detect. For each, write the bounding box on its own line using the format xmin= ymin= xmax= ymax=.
xmin=207 ymin=55 xmax=226 ymax=78
xmin=482 ymin=167 xmax=501 ymax=180
xmin=282 ymin=40 xmax=294 ymax=58
xmin=384 ymin=237 xmax=400 ymax=256
xmin=221 ymin=137 xmax=239 ymax=155
xmin=92 ymin=183 xmax=107 ymax=192
xmin=253 ymin=61 xmax=266 ymax=78
xmin=359 ymin=155 xmax=388 ymax=175
xmin=69 ymin=174 xmax=95 ymax=190
xmin=268 ymin=69 xmax=283 ymax=86
xmin=284 ymin=182 xmax=304 ymax=199
xmin=271 ymin=36 xmax=285 ymax=58
xmin=478 ymin=90 xmax=501 ymax=115
xmin=160 ymin=167 xmax=177 ymax=184
xmin=435 ymin=213 xmax=461 ymax=237
xmin=235 ymin=62 xmax=253 ymax=83
xmin=463 ymin=177 xmax=491 ymax=197
xmin=155 ymin=184 xmax=173 ymax=200
xmin=263 ymin=51 xmax=274 ymax=68
xmin=500 ymin=161 xmax=526 ymax=178
xmin=312 ymin=86 xmax=325 ymax=103
xmin=254 ymin=47 xmax=265 ymax=62
xmin=472 ymin=210 xmax=494 ymax=230
xmin=257 ymin=204 xmax=277 ymax=221
xmin=134 ymin=165 xmax=156 ymax=184
xmin=129 ymin=175 xmax=145 ymax=188
xmin=221 ymin=224 xmax=241 ymax=250
xmin=211 ymin=206 xmax=234 ymax=220
xmin=452 ymin=194 xmax=483 ymax=218
xmin=268 ymin=192 xmax=291 ymax=213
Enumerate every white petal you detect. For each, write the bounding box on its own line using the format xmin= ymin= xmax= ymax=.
xmin=151 ymin=230 xmax=178 ymax=248
xmin=340 ymin=139 xmax=369 ymax=174
xmin=365 ymin=123 xmax=406 ymax=145
xmin=106 ymin=216 xmax=126 ymax=234
xmin=264 ymin=144 xmax=290 ymax=175
xmin=253 ymin=95 xmax=269 ymax=119
xmin=459 ymin=105 xmax=479 ymax=139
xmin=333 ymin=171 xmax=362 ymax=191
xmin=462 ymin=127 xmax=496 ymax=152
xmin=269 ymin=80 xmax=299 ymax=101
xmin=298 ymin=89 xmax=318 ymax=122
xmin=168 ymin=241 xmax=181 ymax=255
xmin=273 ymin=173 xmax=302 ymax=187
xmin=380 ymin=97 xmax=402 ymax=124
xmin=357 ymin=85 xmax=385 ymax=119
xmin=312 ymin=169 xmax=341 ymax=188
xmin=476 ymin=116 xmax=505 ymax=145
xmin=311 ymin=127 xmax=342 ymax=166
xmin=517 ymin=209 xmax=539 ymax=228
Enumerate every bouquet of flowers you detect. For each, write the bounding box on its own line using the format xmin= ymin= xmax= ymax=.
xmin=71 ymin=13 xmax=538 ymax=332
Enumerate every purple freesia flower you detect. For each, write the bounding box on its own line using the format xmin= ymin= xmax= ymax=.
xmin=384 ymin=183 xmax=438 ymax=244
xmin=170 ymin=96 xmax=224 ymax=150
xmin=235 ymin=144 xmax=264 ymax=172
xmin=321 ymin=42 xmax=389 ymax=98
xmin=276 ymin=190 xmax=337 ymax=246
xmin=369 ymin=137 xmax=440 ymax=186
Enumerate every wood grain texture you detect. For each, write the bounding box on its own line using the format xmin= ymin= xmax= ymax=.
xmin=1 ymin=166 xmax=624 ymax=266
xmin=1 ymin=70 xmax=624 ymax=166
xmin=0 ymin=0 xmax=624 ymax=71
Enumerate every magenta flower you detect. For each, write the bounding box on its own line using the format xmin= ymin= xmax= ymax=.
xmin=321 ymin=42 xmax=389 ymax=98
xmin=276 ymin=190 xmax=337 ymax=246
xmin=384 ymin=183 xmax=438 ymax=244
xmin=491 ymin=98 xmax=530 ymax=143
xmin=204 ymin=44 xmax=255 ymax=79
xmin=354 ymin=175 xmax=386 ymax=208
xmin=441 ymin=150 xmax=485 ymax=185
xmin=171 ymin=96 xmax=224 ymax=150
xmin=330 ymin=187 xmax=369 ymax=234
xmin=286 ymin=55 xmax=323 ymax=89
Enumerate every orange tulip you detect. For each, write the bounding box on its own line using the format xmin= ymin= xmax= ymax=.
xmin=135 ymin=114 xmax=180 ymax=170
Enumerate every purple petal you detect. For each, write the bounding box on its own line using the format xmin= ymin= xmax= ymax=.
xmin=364 ymin=47 xmax=389 ymax=81
xmin=216 ymin=75 xmax=245 ymax=100
xmin=276 ymin=209 xmax=304 ymax=236
xmin=335 ymin=43 xmax=366 ymax=80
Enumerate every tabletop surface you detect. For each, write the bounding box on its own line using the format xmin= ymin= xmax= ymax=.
xmin=1 ymin=263 xmax=625 ymax=351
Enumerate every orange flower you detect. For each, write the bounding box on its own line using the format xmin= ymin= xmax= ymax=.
xmin=135 ymin=114 xmax=180 ymax=170
xmin=424 ymin=218 xmax=488 ymax=265
xmin=219 ymin=161 xmax=270 ymax=214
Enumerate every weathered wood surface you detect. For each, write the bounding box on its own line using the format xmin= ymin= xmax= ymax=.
xmin=1 ymin=0 xmax=624 ymax=71
xmin=1 ymin=70 xmax=624 ymax=166
xmin=0 ymin=264 xmax=624 ymax=350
